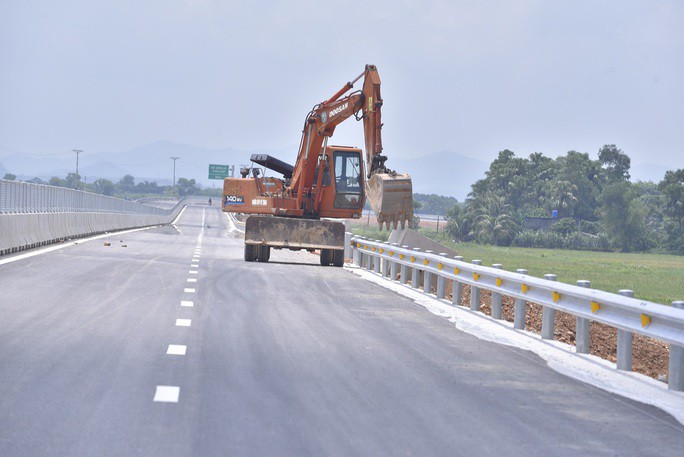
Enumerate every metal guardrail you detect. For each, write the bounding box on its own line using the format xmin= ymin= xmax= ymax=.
xmin=0 ymin=180 xmax=170 ymax=215
xmin=0 ymin=180 xmax=209 ymax=256
xmin=350 ymin=236 xmax=684 ymax=392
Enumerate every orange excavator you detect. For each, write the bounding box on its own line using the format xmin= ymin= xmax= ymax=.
xmin=222 ymin=65 xmax=413 ymax=266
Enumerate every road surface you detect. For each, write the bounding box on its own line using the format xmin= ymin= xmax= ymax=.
xmin=1 ymin=204 xmax=682 ymax=456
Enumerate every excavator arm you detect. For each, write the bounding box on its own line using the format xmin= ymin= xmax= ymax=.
xmin=290 ymin=65 xmax=413 ymax=229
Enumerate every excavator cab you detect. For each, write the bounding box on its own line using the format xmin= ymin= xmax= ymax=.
xmin=332 ymin=150 xmax=364 ymax=210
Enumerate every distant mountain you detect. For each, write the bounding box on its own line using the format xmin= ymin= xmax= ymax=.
xmin=391 ymin=150 xmax=488 ymax=201
xmin=0 ymin=141 xmax=488 ymax=198
xmin=0 ymin=141 xmax=298 ymax=186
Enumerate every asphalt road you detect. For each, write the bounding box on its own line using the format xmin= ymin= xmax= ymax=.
xmin=1 ymin=204 xmax=682 ymax=456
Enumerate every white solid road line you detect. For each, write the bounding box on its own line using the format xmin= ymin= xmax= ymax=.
xmin=167 ymin=345 xmax=187 ymax=355
xmin=175 ymin=319 xmax=191 ymax=327
xmin=181 ymin=301 xmax=194 ymax=307
xmin=153 ymin=386 xmax=180 ymax=403
xmin=184 ymin=288 xmax=195 ymax=293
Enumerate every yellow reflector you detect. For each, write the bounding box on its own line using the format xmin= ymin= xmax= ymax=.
xmin=423 ymin=259 xmax=429 ymax=266
xmin=454 ymin=267 xmax=460 ymax=275
xmin=372 ymin=247 xmax=376 ymax=251
xmin=552 ymin=291 xmax=561 ymax=303
xmin=641 ymin=314 xmax=651 ymax=328
xmin=591 ymin=301 xmax=600 ymax=313
xmin=399 ymin=254 xmax=405 ymax=260
xmin=379 ymin=248 xmax=384 ymax=254
xmin=522 ymin=284 xmax=529 ymax=294
xmin=389 ymin=251 xmax=393 ymax=257
xmin=438 ymin=263 xmax=443 ymax=270
xmin=410 ymin=256 xmax=416 ymax=263
xmin=363 ymin=245 xmax=367 ymax=250
xmin=473 ymin=273 xmax=480 ymax=281
xmin=496 ymin=278 xmax=503 ymax=287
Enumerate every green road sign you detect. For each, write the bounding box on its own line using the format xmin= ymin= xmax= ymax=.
xmin=208 ymin=164 xmax=231 ymax=180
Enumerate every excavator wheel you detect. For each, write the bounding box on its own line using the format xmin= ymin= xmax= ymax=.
xmin=244 ymin=243 xmax=257 ymax=262
xmin=332 ymin=249 xmax=344 ymax=267
xmin=320 ymin=249 xmax=332 ymax=266
xmin=258 ymin=245 xmax=270 ymax=262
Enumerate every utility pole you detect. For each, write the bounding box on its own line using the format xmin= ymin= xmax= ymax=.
xmin=73 ymin=149 xmax=82 ymax=175
xmin=170 ymin=156 xmax=180 ymax=194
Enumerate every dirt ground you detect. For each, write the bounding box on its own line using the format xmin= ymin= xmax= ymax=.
xmin=413 ymin=277 xmax=670 ymax=383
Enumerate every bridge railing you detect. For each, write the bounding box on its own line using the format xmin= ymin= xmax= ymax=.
xmin=0 ymin=180 xmax=204 ymax=256
xmin=0 ymin=179 xmax=170 ymax=215
xmin=350 ymin=236 xmax=684 ymax=392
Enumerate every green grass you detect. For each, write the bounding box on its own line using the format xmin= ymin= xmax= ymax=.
xmin=351 ymin=226 xmax=684 ymax=305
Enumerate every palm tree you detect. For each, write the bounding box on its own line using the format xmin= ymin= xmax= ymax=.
xmin=466 ymin=193 xmax=518 ymax=245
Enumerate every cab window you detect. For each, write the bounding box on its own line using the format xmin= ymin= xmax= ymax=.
xmin=333 ymin=151 xmax=364 ymax=209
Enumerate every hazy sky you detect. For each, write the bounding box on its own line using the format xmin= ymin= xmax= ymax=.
xmin=1 ymin=0 xmax=682 ymax=168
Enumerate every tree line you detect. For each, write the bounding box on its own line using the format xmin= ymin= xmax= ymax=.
xmin=444 ymin=145 xmax=683 ymax=254
xmin=2 ymin=172 xmax=221 ymax=198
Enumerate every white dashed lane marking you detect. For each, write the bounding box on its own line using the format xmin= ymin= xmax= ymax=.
xmin=187 ymin=278 xmax=197 ymax=283
xmin=184 ymin=288 xmax=196 ymax=293
xmin=181 ymin=301 xmax=194 ymax=307
xmin=167 ymin=345 xmax=187 ymax=355
xmin=191 ymin=264 xmax=199 ymax=268
xmin=154 ymin=386 xmax=180 ymax=403
xmin=176 ymin=319 xmax=192 ymax=327
xmin=189 ymin=270 xmax=198 ymax=274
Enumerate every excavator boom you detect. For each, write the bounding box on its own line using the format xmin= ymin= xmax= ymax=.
xmin=293 ymin=64 xmax=413 ymax=228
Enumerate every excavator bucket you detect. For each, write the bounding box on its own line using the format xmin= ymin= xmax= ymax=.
xmin=366 ymin=172 xmax=414 ymax=230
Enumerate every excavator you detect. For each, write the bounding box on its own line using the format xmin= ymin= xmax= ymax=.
xmin=222 ymin=64 xmax=413 ymax=266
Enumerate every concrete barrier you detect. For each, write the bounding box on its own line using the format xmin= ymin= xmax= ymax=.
xmin=0 ymin=201 xmax=190 ymax=256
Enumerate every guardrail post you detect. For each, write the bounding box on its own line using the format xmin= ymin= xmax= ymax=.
xmin=400 ymin=246 xmax=410 ymax=284
xmin=576 ymin=280 xmax=591 ymax=354
xmin=452 ymin=256 xmax=463 ymax=306
xmin=491 ymin=264 xmax=503 ymax=319
xmin=617 ymin=289 xmax=634 ymax=371
xmin=470 ymin=260 xmax=482 ymax=311
xmin=381 ymin=242 xmax=391 ymax=277
xmin=424 ymin=250 xmax=434 ymax=294
xmin=373 ymin=240 xmax=382 ymax=274
xmin=436 ymin=253 xmax=447 ymax=299
xmin=411 ymin=248 xmax=421 ymax=289
xmin=344 ymin=231 xmax=352 ymax=259
xmin=352 ymin=240 xmax=361 ymax=266
xmin=361 ymin=239 xmax=371 ymax=270
xmin=514 ymin=269 xmax=528 ymax=329
xmin=670 ymin=301 xmax=684 ymax=391
xmin=542 ymin=274 xmax=557 ymax=340
xmin=389 ymin=243 xmax=399 ymax=280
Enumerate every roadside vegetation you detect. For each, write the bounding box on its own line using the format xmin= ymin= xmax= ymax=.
xmin=444 ymin=145 xmax=683 ymax=255
xmin=353 ymin=145 xmax=683 ymax=303
xmin=350 ymin=223 xmax=683 ymax=306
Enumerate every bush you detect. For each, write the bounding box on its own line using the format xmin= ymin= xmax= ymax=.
xmin=550 ymin=218 xmax=578 ymax=236
xmin=579 ymin=220 xmax=601 ymax=235
xmin=513 ymin=230 xmax=614 ymax=251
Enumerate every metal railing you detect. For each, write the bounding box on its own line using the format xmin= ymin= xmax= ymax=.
xmin=0 ymin=180 xmax=204 ymax=256
xmin=0 ymin=180 xmax=170 ymax=215
xmin=350 ymin=236 xmax=684 ymax=392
